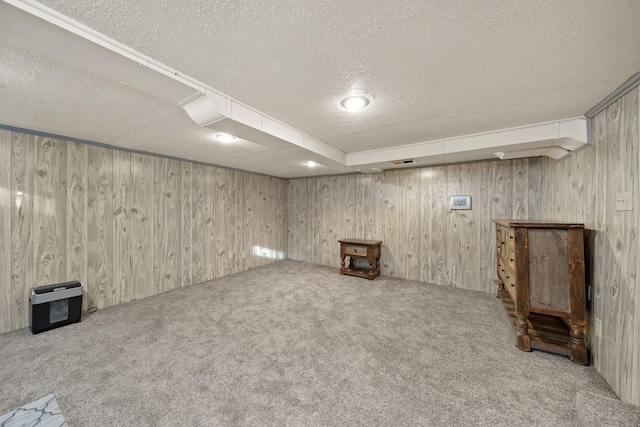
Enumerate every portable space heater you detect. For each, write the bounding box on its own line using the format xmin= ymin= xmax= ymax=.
xmin=29 ymin=281 xmax=83 ymax=334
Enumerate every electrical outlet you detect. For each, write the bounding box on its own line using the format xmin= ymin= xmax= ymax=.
xmin=616 ymin=192 xmax=633 ymax=211
xmin=411 ymin=258 xmax=418 ymax=267
xmin=228 ymin=251 xmax=234 ymax=259
xmin=594 ymin=317 xmax=602 ymax=338
xmin=241 ymin=251 xmax=247 ymax=259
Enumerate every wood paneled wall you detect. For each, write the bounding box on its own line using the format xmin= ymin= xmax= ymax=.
xmin=0 ymin=129 xmax=286 ymax=333
xmin=541 ymin=87 xmax=639 ymax=406
xmin=286 ymin=158 xmax=542 ymax=293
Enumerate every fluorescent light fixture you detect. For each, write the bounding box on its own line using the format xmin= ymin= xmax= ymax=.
xmin=305 ymin=161 xmax=319 ymax=167
xmin=340 ymin=95 xmax=371 ymax=111
xmin=216 ymin=133 xmax=236 ymax=143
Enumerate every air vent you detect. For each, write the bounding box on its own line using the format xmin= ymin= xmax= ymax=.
xmin=390 ymin=159 xmax=415 ymax=165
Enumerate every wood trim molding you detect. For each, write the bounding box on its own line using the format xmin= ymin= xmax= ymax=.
xmin=585 ymin=70 xmax=640 ymax=118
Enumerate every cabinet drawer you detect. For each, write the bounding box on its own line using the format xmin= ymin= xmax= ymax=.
xmin=504 ymin=270 xmax=517 ymax=302
xmin=507 ymin=248 xmax=516 ymax=268
xmin=498 ymin=258 xmax=506 ymax=281
xmin=344 ymin=244 xmax=367 ymax=257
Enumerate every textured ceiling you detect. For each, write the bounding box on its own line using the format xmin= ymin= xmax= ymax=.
xmin=2 ymin=0 xmax=640 ymax=177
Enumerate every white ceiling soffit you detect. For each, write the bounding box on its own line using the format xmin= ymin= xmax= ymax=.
xmin=347 ymin=118 xmax=588 ymax=169
xmin=2 ymin=0 xmax=589 ymax=175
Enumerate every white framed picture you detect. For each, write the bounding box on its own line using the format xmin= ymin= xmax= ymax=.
xmin=449 ymin=195 xmax=472 ymax=210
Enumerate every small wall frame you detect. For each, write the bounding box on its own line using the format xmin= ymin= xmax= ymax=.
xmin=449 ymin=195 xmax=472 ymax=210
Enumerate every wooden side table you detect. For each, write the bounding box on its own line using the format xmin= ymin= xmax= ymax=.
xmin=339 ymin=239 xmax=382 ymax=280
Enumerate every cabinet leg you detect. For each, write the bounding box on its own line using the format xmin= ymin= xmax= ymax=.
xmin=340 ymin=257 xmax=345 ymax=275
xmin=570 ymin=324 xmax=588 ymax=365
xmin=516 ymin=316 xmax=531 ymax=351
xmin=367 ymin=261 xmax=374 ymax=280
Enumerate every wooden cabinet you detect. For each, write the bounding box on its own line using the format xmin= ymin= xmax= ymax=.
xmin=339 ymin=239 xmax=382 ymax=280
xmin=494 ymin=220 xmax=588 ymax=365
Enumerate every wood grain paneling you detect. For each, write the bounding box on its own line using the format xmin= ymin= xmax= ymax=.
xmin=319 ymin=177 xmax=330 ymax=266
xmin=343 ymin=174 xmax=356 ymax=244
xmin=459 ymin=163 xmax=479 ymax=289
xmin=355 ymin=174 xmax=365 ymax=240
xmin=311 ymin=176 xmax=321 ymax=263
xmin=153 ymin=157 xmax=165 ymax=294
xmin=113 ymin=150 xmax=131 ymax=304
xmin=66 ymin=142 xmax=88 ymax=308
xmin=0 ymin=131 xmax=11 ymax=333
xmin=446 ymin=164 xmax=461 ymax=287
xmin=255 ymin=175 xmax=268 ymax=266
xmin=540 ymin=87 xmax=639 ymax=405
xmin=617 ymin=91 xmax=637 ymax=403
xmin=397 ymin=170 xmax=407 ymax=277
xmin=419 ymin=168 xmax=432 ymax=284
xmin=214 ymin=168 xmax=228 ymax=276
xmin=205 ymin=165 xmax=216 ymax=280
xmin=87 ymin=146 xmax=113 ymax=309
xmin=285 ymin=179 xmax=296 ymax=260
xmin=191 ymin=163 xmax=207 ymax=283
xmin=10 ymin=133 xmax=34 ymax=330
xmin=383 ymin=171 xmax=398 ymax=276
xmin=406 ymin=169 xmax=420 ymax=281
xmin=475 ymin=162 xmax=491 ymax=293
xmin=328 ymin=176 xmax=341 ymax=268
xmin=277 ymin=177 xmax=286 ymax=262
xmin=431 ymin=166 xmax=447 ymax=285
xmin=0 ymin=129 xmax=286 ymax=334
xmin=225 ymin=170 xmax=236 ymax=275
xmin=273 ymin=176 xmax=283 ymax=262
xmin=512 ymin=159 xmax=528 ymax=218
xmin=181 ymin=161 xmax=192 ymax=287
xmin=163 ymin=159 xmax=181 ymax=290
xmin=131 ymin=154 xmax=153 ymax=301
xmin=33 ymin=137 xmax=66 ymax=288
xmin=527 ymin=158 xmax=542 ymax=221
xmin=234 ymin=170 xmax=243 ymax=273
xmin=241 ymin=172 xmax=253 ymax=270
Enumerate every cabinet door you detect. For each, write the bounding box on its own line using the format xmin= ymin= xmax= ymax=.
xmin=527 ymin=229 xmax=570 ymax=316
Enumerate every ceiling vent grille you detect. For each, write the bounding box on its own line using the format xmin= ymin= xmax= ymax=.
xmin=390 ymin=159 xmax=415 ymax=165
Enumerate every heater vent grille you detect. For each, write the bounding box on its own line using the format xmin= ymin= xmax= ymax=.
xmin=390 ymin=159 xmax=415 ymax=165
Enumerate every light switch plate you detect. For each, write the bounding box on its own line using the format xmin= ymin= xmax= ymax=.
xmin=616 ymin=192 xmax=633 ymax=211
xmin=241 ymin=251 xmax=247 ymax=259
xmin=411 ymin=258 xmax=418 ymax=267
xmin=594 ymin=317 xmax=602 ymax=338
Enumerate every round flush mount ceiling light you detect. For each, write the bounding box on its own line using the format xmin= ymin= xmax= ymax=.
xmin=215 ymin=133 xmax=237 ymax=143
xmin=305 ymin=161 xmax=319 ymax=167
xmin=340 ymin=95 xmax=371 ymax=112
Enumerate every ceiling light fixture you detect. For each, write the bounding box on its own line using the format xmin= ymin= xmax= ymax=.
xmin=340 ymin=95 xmax=371 ymax=112
xmin=215 ymin=133 xmax=236 ymax=143
xmin=305 ymin=161 xmax=319 ymax=167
